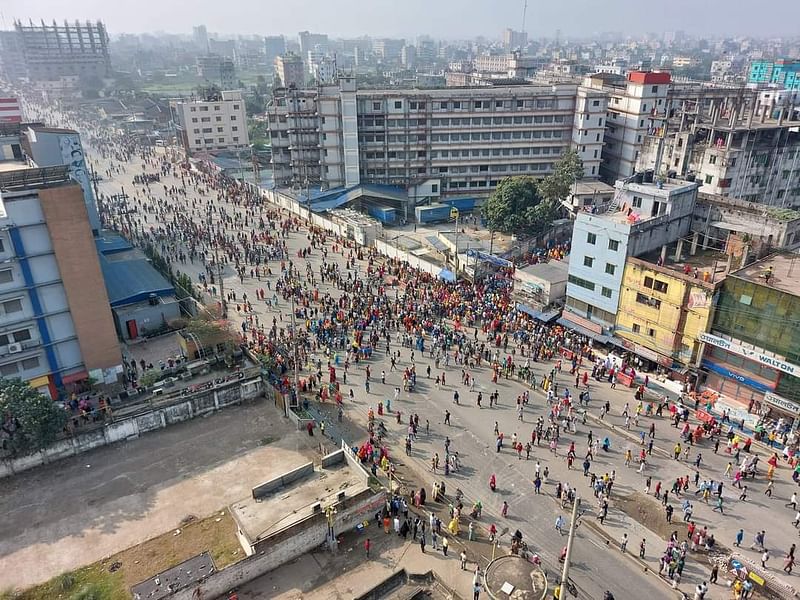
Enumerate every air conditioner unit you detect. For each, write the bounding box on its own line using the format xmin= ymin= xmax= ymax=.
xmin=7 ymin=343 xmax=22 ymax=354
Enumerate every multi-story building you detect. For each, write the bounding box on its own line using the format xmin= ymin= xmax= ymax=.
xmin=298 ymin=31 xmax=328 ymax=58
xmin=263 ymin=36 xmax=286 ymax=76
xmin=171 ymin=90 xmax=249 ymax=156
xmin=0 ymin=154 xmax=122 ymax=397
xmin=700 ymin=252 xmax=800 ymax=427
xmin=0 ymin=97 xmax=22 ymax=124
xmin=563 ymin=177 xmax=700 ymax=336
xmin=591 ymin=70 xmax=800 ymax=208
xmin=312 ymin=56 xmax=337 ymax=85
xmin=749 ymin=59 xmax=800 ymax=90
xmin=502 ymin=29 xmax=527 ymax=50
xmin=267 ymin=76 xmax=608 ymax=196
xmin=475 ymin=54 xmax=513 ymax=73
xmin=401 ymin=45 xmax=416 ymax=70
xmin=583 ymin=70 xmax=671 ymax=183
xmin=372 ymin=39 xmax=405 ymax=64
xmin=640 ymin=85 xmax=800 ymax=207
xmin=10 ymin=20 xmax=111 ymax=83
xmin=614 ymin=247 xmax=725 ymax=378
xmin=275 ymin=53 xmax=305 ymax=88
xmin=192 ymin=25 xmax=209 ymax=53
xmin=0 ymin=31 xmax=26 ymax=81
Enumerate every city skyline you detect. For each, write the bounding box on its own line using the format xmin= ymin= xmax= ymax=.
xmin=2 ymin=0 xmax=800 ymax=39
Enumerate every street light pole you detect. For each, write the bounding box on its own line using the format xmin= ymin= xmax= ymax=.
xmin=454 ymin=213 xmax=460 ymax=277
xmin=559 ymin=497 xmax=581 ymax=599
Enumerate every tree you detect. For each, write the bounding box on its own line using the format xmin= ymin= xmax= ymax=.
xmin=538 ymin=149 xmax=585 ymax=204
xmin=482 ymin=176 xmax=545 ymax=235
xmin=0 ymin=379 xmax=67 ymax=457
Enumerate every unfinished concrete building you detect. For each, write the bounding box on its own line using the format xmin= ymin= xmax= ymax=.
xmin=639 ymin=83 xmax=800 ymax=208
xmin=10 ymin=20 xmax=111 ymax=83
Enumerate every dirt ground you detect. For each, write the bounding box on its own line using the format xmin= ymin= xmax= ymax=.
xmin=14 ymin=510 xmax=241 ymax=599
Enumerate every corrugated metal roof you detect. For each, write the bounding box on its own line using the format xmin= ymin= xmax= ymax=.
xmin=99 ymin=253 xmax=175 ymax=307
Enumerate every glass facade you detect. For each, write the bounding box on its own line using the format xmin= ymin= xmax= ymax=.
xmin=714 ymin=277 xmax=800 ymax=364
xmin=712 ymin=277 xmax=800 ymax=405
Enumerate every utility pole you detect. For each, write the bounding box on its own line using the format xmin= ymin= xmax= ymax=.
xmin=289 ymin=274 xmax=300 ymax=411
xmin=559 ymin=497 xmax=581 ymax=599
xmin=215 ymin=249 xmax=227 ymax=318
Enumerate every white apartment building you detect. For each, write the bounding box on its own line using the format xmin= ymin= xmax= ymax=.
xmin=172 ymin=91 xmax=249 ymax=156
xmin=474 ymin=54 xmax=513 ymax=73
xmin=267 ymin=77 xmax=608 ymax=197
xmin=584 ymin=71 xmax=671 ymax=183
xmin=275 ymin=54 xmax=305 ymax=89
xmin=564 ymin=177 xmax=699 ymax=335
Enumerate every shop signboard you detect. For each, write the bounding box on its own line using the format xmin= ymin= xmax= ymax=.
xmin=763 ymin=391 xmax=800 ymax=416
xmin=701 ymin=360 xmax=774 ymax=393
xmin=699 ymin=333 xmax=800 ymax=378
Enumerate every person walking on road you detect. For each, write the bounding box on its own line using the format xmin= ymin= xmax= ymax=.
xmin=365 ymin=538 xmax=371 ymax=558
xmin=555 ymin=515 xmax=565 ymax=534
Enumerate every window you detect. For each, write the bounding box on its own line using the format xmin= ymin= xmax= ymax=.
xmin=632 ymin=323 xmax=641 ymax=334
xmin=636 ymin=292 xmax=661 ymax=309
xmin=709 ymin=155 xmax=717 ymax=165
xmin=605 ymin=263 xmax=616 ymax=275
xmin=199 ymin=106 xmax=208 ymax=112
xmin=0 ymin=268 xmax=11 ymax=284
xmin=593 ymin=100 xmax=600 ymax=107
xmin=232 ymin=126 xmax=238 ymax=131
xmin=191 ymin=118 xmax=198 ymax=123
xmin=431 ymin=184 xmax=438 ymax=193
xmin=21 ymin=356 xmax=39 ymax=370
xmin=230 ymin=116 xmax=237 ymax=121
xmin=217 ymin=127 xmax=223 ymax=133
xmin=13 ymin=329 xmax=31 ymax=343
xmin=608 ymin=239 xmax=620 ymax=252
xmin=601 ymin=287 xmax=612 ymax=298
xmin=583 ymin=256 xmax=595 ymax=268
xmin=0 ymin=238 xmax=5 ymax=252
xmin=214 ymin=105 xmax=220 ymax=111
xmin=648 ymin=328 xmax=656 ymax=337
xmin=201 ymin=117 xmax=210 ymax=123
xmin=632 ymin=195 xmax=643 ymax=208
xmin=586 ymin=232 xmax=597 ymax=245
xmin=215 ymin=116 xmax=222 ymax=122
xmin=653 ymin=280 xmax=669 ymax=293
xmin=373 ymin=102 xmax=381 ymax=110
xmin=2 ymin=299 xmax=22 ymax=314
xmin=0 ymin=362 xmax=17 ymax=376
xmin=568 ymin=275 xmax=595 ymax=291
xmin=644 ymin=276 xmax=654 ymax=289
xmin=651 ymin=85 xmax=659 ymax=93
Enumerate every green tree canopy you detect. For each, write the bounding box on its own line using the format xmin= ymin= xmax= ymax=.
xmin=538 ymin=148 xmax=585 ymax=204
xmin=0 ymin=379 xmax=67 ymax=457
xmin=482 ymin=176 xmax=542 ymax=234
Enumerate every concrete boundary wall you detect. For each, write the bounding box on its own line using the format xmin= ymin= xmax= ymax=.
xmin=251 ymin=462 xmax=314 ymax=500
xmin=373 ymin=239 xmax=443 ymax=275
xmin=0 ymin=377 xmax=264 ymax=479
xmin=164 ymin=487 xmax=387 ymax=600
xmin=321 ymin=448 xmax=344 ymax=468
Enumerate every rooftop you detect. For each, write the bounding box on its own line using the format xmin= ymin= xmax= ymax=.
xmin=733 ymin=251 xmax=800 ymax=297
xmin=230 ymin=457 xmax=369 ymax=546
xmin=570 ymin=180 xmax=616 ymax=197
xmin=98 ymin=248 xmax=175 ymax=307
xmin=634 ymin=243 xmax=730 ymax=289
xmin=0 ymin=160 xmax=28 ymax=174
xmin=516 ymin=259 xmax=570 ymax=282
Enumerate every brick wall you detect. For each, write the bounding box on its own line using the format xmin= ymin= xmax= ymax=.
xmin=38 ymin=185 xmax=121 ymax=371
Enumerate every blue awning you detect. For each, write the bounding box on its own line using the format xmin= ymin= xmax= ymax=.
xmin=438 ymin=269 xmax=456 ymax=283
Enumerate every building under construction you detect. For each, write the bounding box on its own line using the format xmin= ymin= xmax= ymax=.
xmin=639 ymin=83 xmax=800 ymax=208
xmin=9 ymin=20 xmax=111 ymax=82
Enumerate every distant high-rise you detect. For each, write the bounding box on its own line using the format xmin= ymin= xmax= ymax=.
xmin=12 ymin=19 xmax=111 ymax=82
xmin=502 ymin=28 xmax=527 ymax=50
xmin=298 ymin=31 xmax=328 ymax=58
xmin=193 ymin=25 xmax=209 ymax=53
xmin=275 ymin=53 xmax=305 ymax=88
xmin=264 ymin=36 xmax=286 ymax=75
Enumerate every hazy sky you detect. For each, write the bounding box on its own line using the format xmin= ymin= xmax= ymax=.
xmin=2 ymin=0 xmax=799 ymax=39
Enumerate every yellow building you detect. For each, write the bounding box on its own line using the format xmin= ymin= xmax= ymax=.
xmin=615 ymin=256 xmax=723 ymax=372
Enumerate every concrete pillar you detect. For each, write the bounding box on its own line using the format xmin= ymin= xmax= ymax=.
xmin=660 ymin=244 xmax=668 ymax=264
xmin=726 ymin=109 xmax=737 ymax=151
xmin=741 ymin=244 xmax=750 ymax=268
xmin=701 ymin=232 xmax=708 ymax=250
xmin=726 ymin=252 xmax=733 ymax=273
xmin=690 ymin=231 xmax=700 ymax=256
xmin=674 ymin=238 xmax=684 ymax=262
